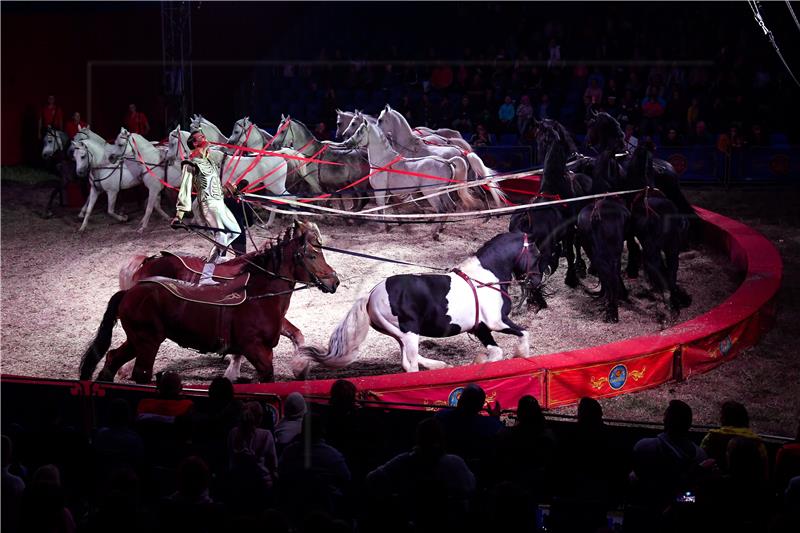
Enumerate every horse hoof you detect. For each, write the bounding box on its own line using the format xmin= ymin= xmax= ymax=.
xmin=565 ymin=273 xmax=579 ymax=288
xmin=120 ymin=215 xmax=129 ymax=223
xmin=603 ymin=310 xmax=619 ymax=323
xmin=576 ymin=261 xmax=588 ymax=278
xmin=433 ymin=233 xmax=441 ymax=242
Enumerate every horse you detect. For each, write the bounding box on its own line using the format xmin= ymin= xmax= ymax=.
xmin=228 ymin=116 xmax=274 ymax=149
xmin=376 ymin=105 xmax=506 ymax=206
xmin=271 ymin=115 xmax=372 ymax=211
xmin=71 ymin=137 xmax=145 ymax=232
xmin=625 ymin=141 xmax=692 ymax=312
xmin=105 ymin=127 xmax=185 ymax=232
xmin=577 ymin=149 xmax=631 ymax=323
xmin=586 ymin=110 xmax=695 ymax=219
xmin=296 ymin=231 xmax=541 ymax=376
xmin=189 ymin=114 xmax=231 ymax=147
xmin=335 ymin=109 xmax=377 ymax=139
xmin=337 ymin=108 xmax=472 ymax=150
xmin=41 ymin=127 xmax=78 ymax=217
xmin=80 ymin=220 xmax=340 ymax=384
xmin=509 ymin=121 xmax=591 ymax=309
xmin=350 ymin=120 xmax=476 ymax=237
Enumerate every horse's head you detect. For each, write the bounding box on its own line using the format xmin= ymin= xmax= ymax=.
xmin=72 ymin=140 xmax=90 ymax=177
xmin=586 ymin=111 xmax=624 ymax=150
xmin=190 ymin=114 xmax=203 ymax=132
xmin=108 ymin=127 xmax=132 ymax=163
xmin=228 ymin=116 xmax=252 ymax=145
xmin=41 ymin=128 xmax=61 ymax=159
xmin=166 ymin=125 xmax=185 ymax=162
xmin=340 ymin=110 xmax=365 ymax=141
xmin=286 ymin=220 xmax=339 ymax=293
xmin=629 ymin=139 xmax=656 ymax=187
xmin=335 ymin=109 xmax=354 ymax=140
xmin=272 ymin=115 xmax=292 ymax=148
xmin=349 ymin=121 xmax=370 ymax=149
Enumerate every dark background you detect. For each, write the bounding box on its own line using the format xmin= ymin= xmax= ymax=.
xmin=2 ymin=1 xmax=798 ymax=165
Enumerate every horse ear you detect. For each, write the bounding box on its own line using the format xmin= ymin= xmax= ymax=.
xmin=336 ymin=108 xmax=342 ymax=114
xmin=281 ymin=114 xmax=286 ymax=121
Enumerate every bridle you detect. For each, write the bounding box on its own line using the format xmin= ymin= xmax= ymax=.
xmin=45 ymin=128 xmax=65 ymax=155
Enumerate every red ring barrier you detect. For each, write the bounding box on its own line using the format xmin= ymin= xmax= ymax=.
xmin=234 ymin=206 xmax=783 ymax=409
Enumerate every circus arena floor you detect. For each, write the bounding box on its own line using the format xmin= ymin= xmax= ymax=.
xmin=1 ymin=168 xmax=798 ymax=437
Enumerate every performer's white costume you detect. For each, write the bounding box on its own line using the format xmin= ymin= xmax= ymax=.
xmin=176 ymin=149 xmax=241 ymax=285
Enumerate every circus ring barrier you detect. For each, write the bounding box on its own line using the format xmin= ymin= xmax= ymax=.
xmin=0 ymin=204 xmax=782 ymax=415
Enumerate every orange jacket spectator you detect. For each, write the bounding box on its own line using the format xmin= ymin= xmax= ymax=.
xmin=124 ymin=103 xmax=150 ymax=136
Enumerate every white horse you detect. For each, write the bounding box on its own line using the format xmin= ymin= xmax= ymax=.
xmin=377 ymin=105 xmax=506 ymax=206
xmin=189 ymin=114 xmax=230 ymax=146
xmin=74 ymin=125 xmax=107 ymax=146
xmin=350 ymin=120 xmax=476 ymax=233
xmin=72 ymin=137 xmax=143 ymax=232
xmin=41 ymin=127 xmax=69 ymax=160
xmin=106 ymin=128 xmax=185 ymax=232
xmin=228 ymin=116 xmax=274 ymax=149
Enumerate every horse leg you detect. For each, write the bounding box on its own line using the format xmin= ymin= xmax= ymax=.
xmin=105 ymin=189 xmax=129 ymax=223
xmin=472 ymin=323 xmax=504 ymax=364
xmin=626 ymin=231 xmax=642 ymax=279
xmin=223 ymin=354 xmax=244 ymax=382
xmin=97 ymin=341 xmax=136 ymax=382
xmin=126 ymin=332 xmax=165 ymax=384
xmin=137 ymin=187 xmax=161 ymax=233
xmin=78 ymin=187 xmax=100 ymax=232
xmin=397 ymin=332 xmax=423 ymax=372
xmin=281 ymin=318 xmax=306 ymax=350
xmin=574 ymin=233 xmax=588 ymax=278
xmin=563 ymin=230 xmax=579 ymax=288
xmin=243 ymin=344 xmax=275 ymax=383
xmin=666 ymin=242 xmax=692 ymax=310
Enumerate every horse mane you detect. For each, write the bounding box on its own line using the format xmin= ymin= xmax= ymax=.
xmin=549 ymin=120 xmax=579 ymax=155
xmin=244 ymin=222 xmax=321 ymax=275
xmin=541 ymin=133 xmax=567 ymax=195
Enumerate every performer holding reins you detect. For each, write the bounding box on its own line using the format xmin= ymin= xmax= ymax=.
xmin=171 ymin=129 xmax=241 ymax=285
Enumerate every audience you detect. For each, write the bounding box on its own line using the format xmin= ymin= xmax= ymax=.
xmin=700 ymin=400 xmax=768 ymax=475
xmin=2 ymin=435 xmax=25 ymax=533
xmin=274 ymin=392 xmax=306 ymax=455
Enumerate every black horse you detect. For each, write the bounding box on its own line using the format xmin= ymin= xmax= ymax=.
xmin=510 ymin=121 xmax=592 ymax=309
xmin=577 ymin=149 xmax=631 ymax=323
xmin=626 ymin=141 xmax=692 ymax=312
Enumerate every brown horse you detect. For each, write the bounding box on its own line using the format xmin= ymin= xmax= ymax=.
xmin=80 ymin=220 xmax=339 ymax=384
xmin=118 ymin=243 xmax=308 ymax=350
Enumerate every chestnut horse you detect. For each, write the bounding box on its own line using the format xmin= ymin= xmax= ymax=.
xmin=80 ymin=220 xmax=339 ymax=383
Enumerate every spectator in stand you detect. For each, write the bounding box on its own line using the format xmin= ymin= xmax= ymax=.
xmin=274 ymin=392 xmax=306 ymax=455
xmin=418 ymin=93 xmax=436 ymax=128
xmin=640 ymin=87 xmax=666 ymax=135
xmin=123 ymin=103 xmax=150 ymax=136
xmin=629 ymin=400 xmax=709 ymax=513
xmin=604 ymin=94 xmax=619 ymax=120
xmin=700 ymin=400 xmax=767 ymax=476
xmin=430 ymin=63 xmax=454 ymax=92
xmin=537 ymin=93 xmax=552 ymax=120
xmin=749 ymin=123 xmax=768 ymax=146
xmin=690 ymin=120 xmax=714 ymax=146
xmin=584 ymin=78 xmax=603 ymax=106
xmin=93 ymin=398 xmax=145 ymax=475
xmin=498 ymin=95 xmax=516 ymax=133
xmin=2 ymin=435 xmax=25 ymax=533
xmin=617 ymin=89 xmax=641 ymax=127
xmin=366 ymin=417 xmax=475 ymax=532
xmin=547 ymin=38 xmax=561 ymax=68
xmin=662 ymin=127 xmax=684 ymax=147
xmin=664 ymin=88 xmax=687 ymax=131
xmin=624 ymin=123 xmax=639 ymax=152
xmin=775 ymin=421 xmax=800 ymax=493
xmin=158 ymin=456 xmax=223 ymax=532
xmin=436 ymin=96 xmax=454 ymax=130
xmin=64 ymin=111 xmax=87 ymax=140
xmin=136 ymin=371 xmax=194 ymax=422
xmin=313 ymin=121 xmax=330 ymax=141
xmin=452 ymin=95 xmax=474 ymax=133
xmin=435 ymin=383 xmax=503 ymax=479
xmin=716 ymin=125 xmax=744 ymax=155
xmin=493 ymin=395 xmax=556 ymax=498
xmin=20 ymin=464 xmax=77 ymax=533
xmin=278 ymin=412 xmax=351 ymax=524
xmin=38 ymin=94 xmax=64 ymax=139
xmin=224 ymin=401 xmax=278 ymax=510
xmin=516 ymin=94 xmax=534 ymax=135
xmin=190 ymin=376 xmax=242 ymax=474
xmin=470 ymin=123 xmax=493 ymax=147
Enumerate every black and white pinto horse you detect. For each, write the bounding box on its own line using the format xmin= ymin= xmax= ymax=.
xmin=296 ymin=232 xmax=542 ymax=375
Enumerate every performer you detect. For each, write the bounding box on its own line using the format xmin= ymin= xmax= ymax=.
xmin=171 ymin=129 xmax=241 ymax=285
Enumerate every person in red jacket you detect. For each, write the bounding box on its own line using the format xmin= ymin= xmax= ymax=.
xmin=124 ymin=103 xmax=150 ymax=136
xmin=38 ymin=95 xmax=64 ymax=139
xmin=64 ymin=111 xmax=87 ymax=139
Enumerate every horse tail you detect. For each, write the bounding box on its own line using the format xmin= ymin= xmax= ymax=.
xmin=466 ymin=152 xmax=508 ymax=207
xmin=297 ymin=295 xmax=371 ymax=369
xmin=119 ymin=254 xmax=147 ymax=290
xmin=450 ymin=157 xmax=479 ymax=210
xmin=80 ymin=290 xmax=126 ymax=380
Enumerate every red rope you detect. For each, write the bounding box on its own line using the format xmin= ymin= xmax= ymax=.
xmin=130 ymin=135 xmax=178 ymax=191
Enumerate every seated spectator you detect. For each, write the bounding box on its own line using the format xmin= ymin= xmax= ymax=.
xmin=498 ymin=95 xmax=516 ymax=132
xmin=313 ymin=122 xmax=330 ymax=141
xmin=700 ymin=400 xmax=767 ymax=475
xmin=20 ymin=464 xmax=77 ymax=533
xmin=470 ymin=124 xmax=493 ymax=147
xmin=686 ymin=97 xmax=701 ymax=132
xmin=662 ymin=127 xmax=684 ymax=147
xmin=774 ymin=419 xmax=800 ymax=492
xmin=158 ymin=456 xmax=223 ymax=533
xmin=624 ymin=123 xmax=639 ymax=152
xmin=278 ymin=412 xmax=351 ymax=523
xmin=630 ymin=400 xmax=709 ymax=511
xmin=84 ymin=467 xmax=143 ymax=533
xmin=190 ymin=376 xmax=242 ymax=474
xmin=452 ymin=95 xmax=474 ymax=133
xmin=640 ymin=87 xmax=666 ymax=135
xmin=2 ymin=435 xmax=25 ymax=533
xmin=93 ymin=398 xmax=145 ymax=475
xmin=749 ymin=123 xmax=769 ymax=146
xmin=274 ymin=392 xmax=306 ymax=455
xmin=223 ymin=401 xmax=277 ymax=510
xmin=716 ymin=125 xmax=744 ymax=154
xmin=366 ymin=417 xmax=475 ymax=532
xmin=617 ymin=89 xmax=641 ymax=127
xmin=435 ymin=383 xmax=503 ymax=478
xmin=137 ymin=371 xmax=194 ymax=422
xmin=584 ymin=78 xmax=603 ymax=105
xmin=517 ymin=94 xmax=534 ymax=134
xmin=493 ymin=395 xmax=556 ymax=498
xmin=690 ymin=120 xmax=714 ymax=145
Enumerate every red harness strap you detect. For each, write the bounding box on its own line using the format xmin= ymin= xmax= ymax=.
xmin=452 ymin=268 xmax=480 ymax=331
